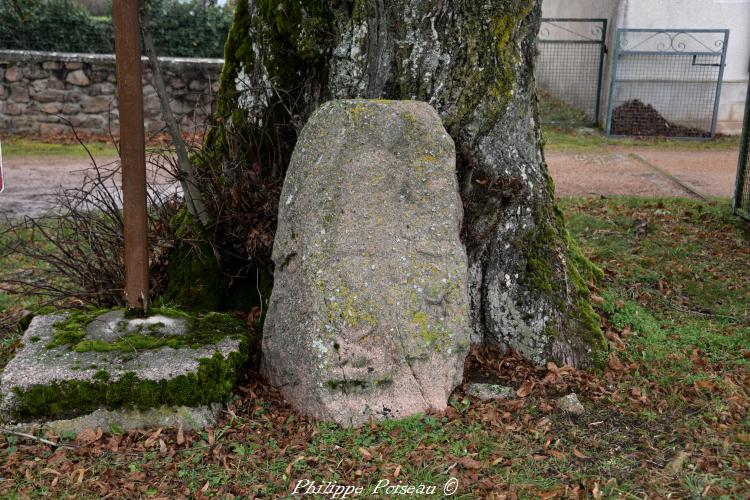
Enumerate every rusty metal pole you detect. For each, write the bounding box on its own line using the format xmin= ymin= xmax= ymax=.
xmin=113 ymin=0 xmax=149 ymax=313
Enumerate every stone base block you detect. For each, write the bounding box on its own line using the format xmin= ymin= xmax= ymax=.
xmin=0 ymin=310 xmax=249 ymax=428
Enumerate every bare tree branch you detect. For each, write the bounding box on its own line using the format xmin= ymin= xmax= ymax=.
xmin=138 ymin=0 xmax=211 ymax=227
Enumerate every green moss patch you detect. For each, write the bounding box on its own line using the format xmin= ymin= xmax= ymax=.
xmin=11 ymin=349 xmax=247 ymax=421
xmin=49 ymin=308 xmax=245 ymax=354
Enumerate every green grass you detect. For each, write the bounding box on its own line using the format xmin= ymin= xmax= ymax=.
xmin=1 ymin=138 xmax=117 ymax=158
xmin=0 ymin=196 xmax=749 ymax=497
xmin=543 ymin=127 xmax=741 ymax=153
xmin=538 ymin=90 xmax=593 ymax=127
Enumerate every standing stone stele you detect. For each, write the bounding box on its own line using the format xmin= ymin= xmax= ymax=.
xmin=262 ymin=99 xmax=470 ymax=427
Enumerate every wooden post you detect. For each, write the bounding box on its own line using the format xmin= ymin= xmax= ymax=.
xmin=113 ymin=0 xmax=149 ymax=313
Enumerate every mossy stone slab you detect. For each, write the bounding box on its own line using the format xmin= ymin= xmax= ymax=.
xmin=0 ymin=312 xmax=248 ymax=427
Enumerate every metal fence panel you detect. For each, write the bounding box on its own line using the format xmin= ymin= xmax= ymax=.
xmin=537 ymin=18 xmax=607 ymax=127
xmin=733 ymin=81 xmax=750 ymax=219
xmin=606 ymin=29 xmax=729 ymax=139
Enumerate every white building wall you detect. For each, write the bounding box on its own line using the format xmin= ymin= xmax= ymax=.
xmin=541 ymin=0 xmax=750 ymax=134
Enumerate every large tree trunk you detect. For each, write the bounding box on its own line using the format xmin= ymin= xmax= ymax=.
xmin=205 ymin=0 xmax=606 ymax=367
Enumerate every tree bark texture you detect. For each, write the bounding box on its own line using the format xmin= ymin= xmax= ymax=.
xmin=206 ymin=0 xmax=607 ymax=367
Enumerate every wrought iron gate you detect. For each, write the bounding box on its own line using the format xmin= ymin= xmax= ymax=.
xmin=733 ymin=81 xmax=750 ymax=219
xmin=606 ymin=29 xmax=729 ymax=139
xmin=537 ymin=18 xmax=607 ymax=127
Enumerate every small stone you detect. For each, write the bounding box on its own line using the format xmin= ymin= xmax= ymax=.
xmin=80 ymin=96 xmax=113 ymax=113
xmin=170 ymin=78 xmax=186 ymax=89
xmin=42 ymin=61 xmax=61 ymax=71
xmin=4 ymin=66 xmax=20 ymax=82
xmin=39 ymin=102 xmax=62 ymax=114
xmin=35 ymin=89 xmax=65 ymax=103
xmin=65 ymin=62 xmax=84 ymax=70
xmin=188 ymin=79 xmax=206 ymax=91
xmin=465 ymin=383 xmax=515 ymax=401
xmin=0 ymin=101 xmax=23 ymax=116
xmin=27 ymin=67 xmax=47 ymax=80
xmin=61 ymin=102 xmax=81 ymax=114
xmin=557 ymin=393 xmax=585 ymax=415
xmin=9 ymin=84 xmax=29 ymax=103
xmin=90 ymin=82 xmax=116 ymax=95
xmin=47 ymin=77 xmax=66 ymax=91
xmin=66 ymin=69 xmax=90 ymax=86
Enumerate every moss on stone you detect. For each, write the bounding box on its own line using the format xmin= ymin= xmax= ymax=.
xmin=160 ymin=209 xmax=226 ymax=312
xmin=50 ymin=309 xmax=246 ymax=354
xmin=10 ymin=347 xmax=247 ymax=421
xmin=47 ymin=309 xmax=109 ymax=348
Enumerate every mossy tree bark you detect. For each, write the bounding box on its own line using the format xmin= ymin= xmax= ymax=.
xmin=205 ymin=0 xmax=606 ymax=367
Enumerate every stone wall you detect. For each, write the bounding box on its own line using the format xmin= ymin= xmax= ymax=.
xmin=0 ymin=50 xmax=223 ymax=136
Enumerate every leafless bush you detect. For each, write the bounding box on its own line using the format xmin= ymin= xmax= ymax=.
xmin=191 ymin=73 xmax=308 ymax=277
xmin=0 ymin=141 xmax=187 ymax=309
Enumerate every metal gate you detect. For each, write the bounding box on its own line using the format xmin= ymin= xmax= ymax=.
xmin=606 ymin=29 xmax=729 ymax=139
xmin=537 ymin=18 xmax=607 ymax=127
xmin=733 ymin=81 xmax=750 ymax=219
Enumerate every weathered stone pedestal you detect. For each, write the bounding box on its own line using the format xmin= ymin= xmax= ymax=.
xmin=0 ymin=310 xmax=248 ymax=432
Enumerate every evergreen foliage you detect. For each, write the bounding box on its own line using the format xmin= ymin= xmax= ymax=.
xmin=0 ymin=0 xmax=232 ymax=58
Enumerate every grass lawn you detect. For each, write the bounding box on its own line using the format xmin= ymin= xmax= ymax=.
xmin=544 ymin=127 xmax=741 ymax=153
xmin=1 ymin=138 xmax=117 ymax=159
xmin=0 ymin=196 xmax=748 ymax=498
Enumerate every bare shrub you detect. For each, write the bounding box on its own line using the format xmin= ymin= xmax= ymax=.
xmin=0 ymin=142 xmax=187 ymax=308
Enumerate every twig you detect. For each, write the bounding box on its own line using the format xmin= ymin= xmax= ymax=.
xmin=1 ymin=427 xmax=75 ymax=449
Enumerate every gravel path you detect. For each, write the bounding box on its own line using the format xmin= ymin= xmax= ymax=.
xmin=0 ymin=147 xmax=740 ymax=218
xmin=0 ymin=156 xmax=116 ymax=218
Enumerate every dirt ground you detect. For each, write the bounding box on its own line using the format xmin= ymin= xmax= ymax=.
xmin=0 ymin=147 xmax=739 ymax=218
xmin=547 ymin=148 xmax=738 ymax=199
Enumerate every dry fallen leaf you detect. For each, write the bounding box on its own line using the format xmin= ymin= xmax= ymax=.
xmin=459 ymin=456 xmax=482 ymax=469
xmin=547 ymin=449 xmax=566 ymax=459
xmin=76 ymin=427 xmax=102 ymax=444
xmin=516 ymin=381 xmax=535 ymax=398
xmin=664 ymin=451 xmax=690 ymax=475
xmin=144 ymin=428 xmax=162 ymax=448
xmin=176 ymin=426 xmax=185 ymax=445
xmin=573 ymin=448 xmax=590 ymax=460
xmin=608 ymin=354 xmax=625 ymax=371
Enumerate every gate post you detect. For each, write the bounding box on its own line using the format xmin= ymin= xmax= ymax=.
xmin=733 ymin=73 xmax=750 ymax=217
